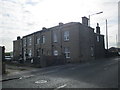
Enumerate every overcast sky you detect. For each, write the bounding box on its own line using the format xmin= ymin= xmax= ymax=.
xmin=0 ymin=0 xmax=119 ymax=52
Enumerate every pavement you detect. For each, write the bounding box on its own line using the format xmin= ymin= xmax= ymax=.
xmin=1 ymin=63 xmax=40 ymax=81
xmin=1 ymin=57 xmax=119 ymax=88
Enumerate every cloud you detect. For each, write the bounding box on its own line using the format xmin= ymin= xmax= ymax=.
xmin=25 ymin=0 xmax=38 ymax=6
xmin=0 ymin=0 xmax=119 ymax=51
xmin=1 ymin=0 xmax=18 ymax=3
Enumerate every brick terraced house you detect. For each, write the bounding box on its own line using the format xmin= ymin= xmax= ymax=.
xmin=13 ymin=17 xmax=105 ymax=67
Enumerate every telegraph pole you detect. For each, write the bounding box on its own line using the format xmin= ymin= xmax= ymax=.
xmin=116 ymin=34 xmax=118 ymax=47
xmin=106 ymin=19 xmax=108 ymax=50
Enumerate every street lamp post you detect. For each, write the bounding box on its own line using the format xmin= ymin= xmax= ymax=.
xmin=88 ymin=11 xmax=103 ymax=26
xmin=106 ymin=19 xmax=108 ymax=50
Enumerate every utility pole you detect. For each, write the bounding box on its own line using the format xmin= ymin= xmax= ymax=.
xmin=88 ymin=11 xmax=103 ymax=26
xmin=106 ymin=19 xmax=108 ymax=50
xmin=116 ymin=34 xmax=118 ymax=48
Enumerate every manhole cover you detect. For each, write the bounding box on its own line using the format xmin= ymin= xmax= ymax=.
xmin=35 ymin=80 xmax=47 ymax=84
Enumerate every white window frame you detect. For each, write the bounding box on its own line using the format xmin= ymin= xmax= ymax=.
xmin=53 ymin=32 xmax=58 ymax=43
xmin=31 ymin=59 xmax=33 ymax=63
xmin=23 ymin=50 xmax=26 ymax=61
xmin=64 ymin=31 xmax=69 ymax=41
xmin=64 ymin=47 xmax=70 ymax=58
xmin=28 ymin=49 xmax=32 ymax=57
xmin=41 ymin=35 xmax=45 ymax=44
xmin=37 ymin=37 xmax=40 ymax=44
xmin=91 ymin=47 xmax=94 ymax=56
xmin=28 ymin=37 xmax=32 ymax=46
xmin=97 ymin=36 xmax=99 ymax=42
xmin=23 ymin=38 xmax=26 ymax=47
xmin=53 ymin=50 xmax=58 ymax=56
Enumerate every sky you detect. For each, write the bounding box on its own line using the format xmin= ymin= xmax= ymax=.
xmin=0 ymin=0 xmax=119 ymax=52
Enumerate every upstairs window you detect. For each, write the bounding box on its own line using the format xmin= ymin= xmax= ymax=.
xmin=28 ymin=37 xmax=32 ymax=46
xmin=41 ymin=35 xmax=45 ymax=44
xmin=23 ymin=38 xmax=26 ymax=47
xmin=53 ymin=32 xmax=58 ymax=43
xmin=64 ymin=31 xmax=69 ymax=41
xmin=36 ymin=37 xmax=40 ymax=44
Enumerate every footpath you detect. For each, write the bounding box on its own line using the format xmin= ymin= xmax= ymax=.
xmin=1 ymin=62 xmax=40 ymax=82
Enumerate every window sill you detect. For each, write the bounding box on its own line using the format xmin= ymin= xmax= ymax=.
xmin=64 ymin=40 xmax=69 ymax=42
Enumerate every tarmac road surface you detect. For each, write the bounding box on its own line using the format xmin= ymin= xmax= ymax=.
xmin=2 ymin=57 xmax=119 ymax=88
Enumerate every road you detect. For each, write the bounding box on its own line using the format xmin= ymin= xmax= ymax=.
xmin=2 ymin=57 xmax=119 ymax=88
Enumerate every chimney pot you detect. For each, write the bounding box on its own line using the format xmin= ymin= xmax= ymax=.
xmin=82 ymin=16 xmax=89 ymax=26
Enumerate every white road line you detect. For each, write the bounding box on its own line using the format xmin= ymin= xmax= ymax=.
xmin=35 ymin=80 xmax=47 ymax=84
xmin=19 ymin=75 xmax=35 ymax=79
xmin=54 ymin=84 xmax=67 ymax=90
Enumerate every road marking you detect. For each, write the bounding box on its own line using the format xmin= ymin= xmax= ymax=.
xmin=19 ymin=75 xmax=34 ymax=79
xmin=35 ymin=80 xmax=47 ymax=84
xmin=54 ymin=84 xmax=67 ymax=90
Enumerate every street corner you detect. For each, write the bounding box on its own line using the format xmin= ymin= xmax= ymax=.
xmin=2 ymin=63 xmax=37 ymax=77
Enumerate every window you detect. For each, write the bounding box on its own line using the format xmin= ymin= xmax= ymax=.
xmin=47 ymin=50 xmax=50 ymax=56
xmin=28 ymin=49 xmax=32 ymax=57
xmin=23 ymin=50 xmax=26 ymax=61
xmin=64 ymin=47 xmax=70 ymax=58
xmin=31 ymin=59 xmax=33 ymax=63
xmin=53 ymin=32 xmax=57 ymax=42
xmin=41 ymin=35 xmax=45 ymax=44
xmin=41 ymin=49 xmax=44 ymax=55
xmin=23 ymin=38 xmax=26 ymax=46
xmin=36 ymin=49 xmax=39 ymax=57
xmin=64 ymin=31 xmax=69 ymax=41
xmin=53 ymin=50 xmax=58 ymax=56
xmin=97 ymin=36 xmax=99 ymax=42
xmin=28 ymin=37 xmax=32 ymax=45
xmin=91 ymin=47 xmax=94 ymax=56
xmin=36 ymin=37 xmax=40 ymax=44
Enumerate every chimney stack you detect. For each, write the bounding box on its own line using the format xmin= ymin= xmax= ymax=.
xmin=82 ymin=16 xmax=89 ymax=26
xmin=42 ymin=27 xmax=47 ymax=30
xmin=96 ymin=23 xmax=100 ymax=34
xmin=59 ymin=22 xmax=63 ymax=26
xmin=17 ymin=36 xmax=21 ymax=40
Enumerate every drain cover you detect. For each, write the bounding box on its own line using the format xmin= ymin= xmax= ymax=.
xmin=35 ymin=80 xmax=47 ymax=84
